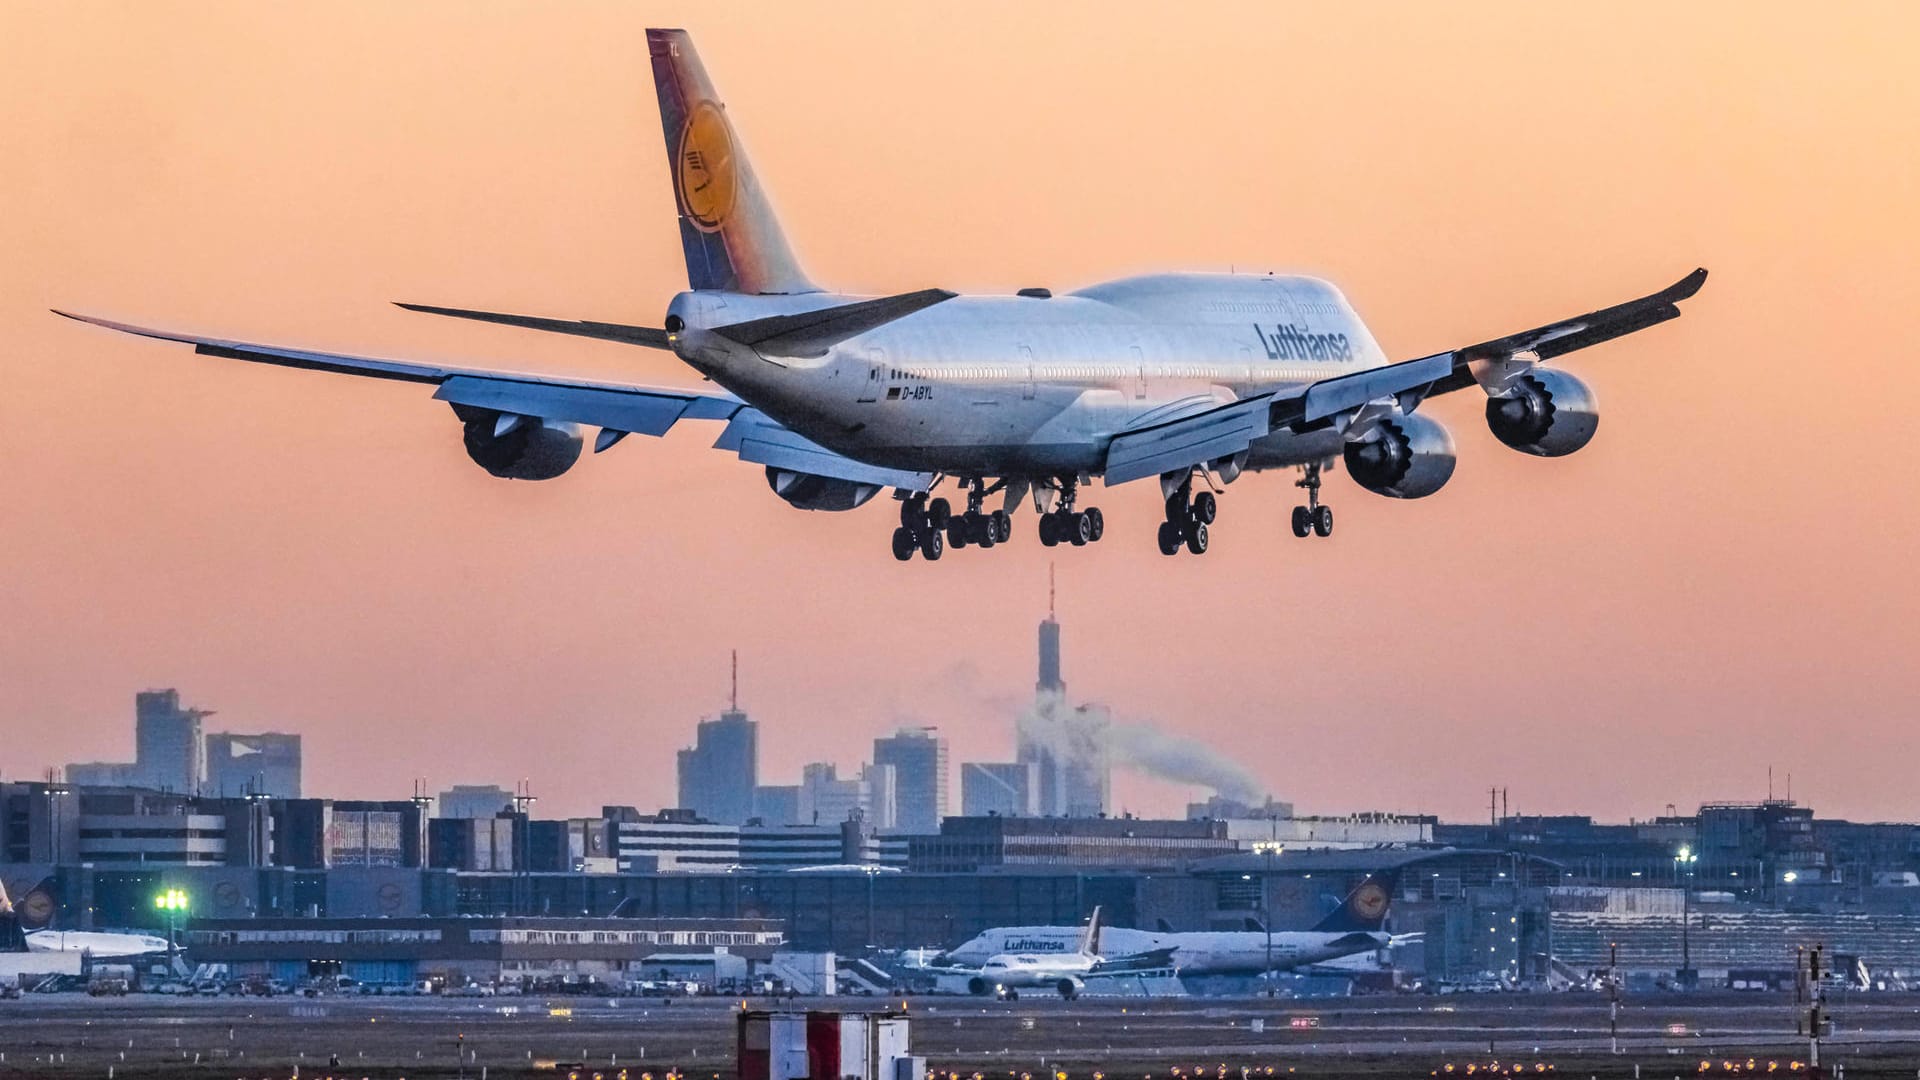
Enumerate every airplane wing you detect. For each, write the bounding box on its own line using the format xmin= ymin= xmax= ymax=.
xmin=1098 ymin=269 xmax=1705 ymax=484
xmin=52 ymin=311 xmax=929 ymax=489
xmin=1388 ymin=267 xmax=1709 ymax=404
xmin=1089 ymin=947 xmax=1180 ymax=974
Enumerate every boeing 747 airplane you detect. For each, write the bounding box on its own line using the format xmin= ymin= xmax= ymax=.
xmin=58 ymin=29 xmax=1705 ymax=560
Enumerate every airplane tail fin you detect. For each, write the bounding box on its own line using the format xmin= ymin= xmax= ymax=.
xmin=1078 ymin=906 xmax=1103 ymax=956
xmin=1311 ymin=871 xmax=1398 ymax=933
xmin=648 ymin=29 xmax=818 ymax=296
xmin=0 ymin=877 xmax=57 ymax=953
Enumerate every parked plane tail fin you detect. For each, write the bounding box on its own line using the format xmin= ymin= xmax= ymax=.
xmin=1078 ymin=906 xmax=1103 ymax=956
xmin=1311 ymin=871 xmax=1398 ymax=933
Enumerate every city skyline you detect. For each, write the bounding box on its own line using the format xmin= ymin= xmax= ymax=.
xmin=5 ymin=4 xmax=1916 ymax=825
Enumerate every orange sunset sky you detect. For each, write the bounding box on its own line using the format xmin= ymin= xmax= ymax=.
xmin=3 ymin=3 xmax=1915 ymax=823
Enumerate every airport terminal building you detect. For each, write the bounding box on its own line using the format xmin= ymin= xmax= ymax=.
xmin=184 ymin=915 xmax=785 ymax=986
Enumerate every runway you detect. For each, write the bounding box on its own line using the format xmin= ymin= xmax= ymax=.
xmin=1 ymin=992 xmax=1914 ymax=1079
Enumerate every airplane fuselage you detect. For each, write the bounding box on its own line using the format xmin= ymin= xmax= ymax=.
xmin=941 ymin=924 xmax=1388 ymax=976
xmin=669 ymin=272 xmax=1382 ymax=479
xmin=26 ymin=929 xmax=171 ymax=959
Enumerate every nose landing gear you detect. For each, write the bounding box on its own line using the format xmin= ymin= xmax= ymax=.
xmin=1291 ymin=461 xmax=1334 ymax=539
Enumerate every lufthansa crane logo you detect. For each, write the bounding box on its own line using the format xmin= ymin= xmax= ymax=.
xmin=676 ymin=101 xmax=738 ymax=232
xmin=1350 ymin=881 xmax=1390 ymax=920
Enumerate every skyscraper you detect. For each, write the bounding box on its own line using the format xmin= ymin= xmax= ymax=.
xmin=1017 ymin=572 xmax=1110 ymax=817
xmin=961 ymin=761 xmax=1041 ymax=817
xmin=873 ymin=727 xmax=948 ymax=833
xmin=437 ymin=784 xmax=515 ymax=819
xmin=675 ymin=654 xmax=758 ymax=824
xmin=205 ymin=732 xmax=303 ymax=798
xmin=797 ymin=762 xmax=865 ymax=826
xmin=134 ymin=689 xmax=208 ymax=793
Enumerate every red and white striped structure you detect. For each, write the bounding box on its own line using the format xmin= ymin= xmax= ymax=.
xmin=736 ymin=1010 xmax=917 ymax=1080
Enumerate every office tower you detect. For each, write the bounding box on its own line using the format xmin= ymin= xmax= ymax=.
xmin=861 ymin=763 xmax=898 ymax=830
xmin=134 ymin=689 xmax=209 ymax=793
xmin=797 ymin=763 xmax=864 ymax=826
xmin=675 ymin=653 xmax=759 ymax=825
xmin=961 ymin=761 xmax=1042 ymax=817
xmin=204 ymin=732 xmax=303 ymax=798
xmin=437 ymin=784 xmax=515 ymax=819
xmin=752 ymin=785 xmax=802 ymax=827
xmin=873 ymin=727 xmax=947 ymax=833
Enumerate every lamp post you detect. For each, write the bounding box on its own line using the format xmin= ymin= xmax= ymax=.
xmin=1674 ymin=847 xmax=1698 ymax=987
xmin=1252 ymin=840 xmax=1283 ymax=995
xmin=154 ymin=888 xmax=189 ymax=951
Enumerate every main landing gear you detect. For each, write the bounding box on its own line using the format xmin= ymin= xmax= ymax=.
xmin=1158 ymin=477 xmax=1216 ymax=556
xmin=891 ymin=493 xmax=951 ymax=561
xmin=1291 ymin=461 xmax=1334 ymax=539
xmin=947 ymin=481 xmax=1012 ymax=551
xmin=1037 ymin=478 xmax=1105 ymax=548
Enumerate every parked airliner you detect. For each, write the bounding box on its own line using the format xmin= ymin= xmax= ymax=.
xmin=58 ymin=29 xmax=1705 ymax=561
xmin=936 ymin=874 xmax=1406 ymax=979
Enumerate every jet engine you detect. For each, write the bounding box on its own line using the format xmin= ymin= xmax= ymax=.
xmin=1343 ymin=412 xmax=1456 ymax=499
xmin=454 ymin=405 xmax=583 ymax=480
xmin=765 ymin=467 xmax=882 ymax=511
xmin=1485 ymin=368 xmax=1599 ymax=457
xmin=1055 ymin=976 xmax=1084 ymax=1000
xmin=966 ymin=976 xmax=991 ymax=996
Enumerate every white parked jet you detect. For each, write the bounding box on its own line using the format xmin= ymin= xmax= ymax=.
xmin=58 ymin=29 xmax=1705 ymax=560
xmin=936 ymin=873 xmax=1407 ymax=978
xmin=942 ymin=907 xmax=1172 ymax=1000
xmin=0 ymin=878 xmax=171 ymax=960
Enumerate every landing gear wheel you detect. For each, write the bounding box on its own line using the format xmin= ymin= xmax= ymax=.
xmin=1084 ymin=507 xmax=1104 ymax=542
xmin=1313 ymin=505 xmax=1333 ymax=537
xmin=947 ymin=518 xmax=969 ymax=549
xmin=1157 ymin=521 xmax=1183 ymax=556
xmin=1291 ymin=505 xmax=1312 ymax=538
xmin=991 ymin=509 xmax=1011 ymax=544
xmin=919 ymin=527 xmax=944 ymax=561
xmin=891 ymin=527 xmax=917 ymax=561
xmin=1166 ymin=494 xmax=1189 ymax=524
xmin=1194 ymin=491 xmax=1217 ymax=524
xmin=1038 ymin=513 xmax=1060 ymax=547
xmin=977 ymin=514 xmax=997 ymax=548
xmin=927 ymin=498 xmax=951 ymax=530
xmin=1184 ymin=520 xmax=1209 ymax=555
xmin=1068 ymin=511 xmax=1092 ymax=546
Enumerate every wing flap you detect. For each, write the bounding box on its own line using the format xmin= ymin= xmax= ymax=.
xmin=1103 ymin=393 xmax=1273 ymax=486
xmin=1299 ymin=351 xmax=1455 ymax=423
xmin=434 ymin=375 xmax=728 ymax=436
xmin=715 ymin=409 xmax=934 ymax=490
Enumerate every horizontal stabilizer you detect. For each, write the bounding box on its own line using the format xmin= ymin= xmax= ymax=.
xmin=395 ymin=303 xmax=672 ymax=350
xmin=711 ymin=289 xmax=955 ymax=358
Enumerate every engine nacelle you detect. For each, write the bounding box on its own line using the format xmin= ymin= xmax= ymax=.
xmin=765 ymin=467 xmax=881 ymax=512
xmin=966 ymin=976 xmax=990 ymax=996
xmin=455 ymin=406 xmax=583 ymax=480
xmin=1055 ymin=976 xmax=1084 ymax=1000
xmin=1343 ymin=412 xmax=1456 ymax=499
xmin=1485 ymin=369 xmax=1598 ymax=457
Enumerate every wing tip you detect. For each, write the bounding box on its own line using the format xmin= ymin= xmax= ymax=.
xmin=1665 ymin=267 xmax=1709 ymax=304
